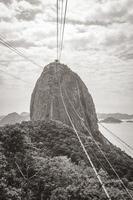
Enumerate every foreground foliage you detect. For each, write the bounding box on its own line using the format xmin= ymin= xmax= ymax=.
xmin=0 ymin=120 xmax=133 ymax=200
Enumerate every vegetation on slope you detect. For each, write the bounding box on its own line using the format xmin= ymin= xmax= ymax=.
xmin=0 ymin=120 xmax=133 ymax=200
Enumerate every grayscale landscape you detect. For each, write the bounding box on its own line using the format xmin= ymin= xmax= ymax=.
xmin=0 ymin=0 xmax=133 ymax=200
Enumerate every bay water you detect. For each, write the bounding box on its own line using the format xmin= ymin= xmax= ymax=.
xmin=99 ymin=122 xmax=133 ymax=158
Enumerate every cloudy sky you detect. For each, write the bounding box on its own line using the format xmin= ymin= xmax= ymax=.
xmin=0 ymin=0 xmax=133 ymax=115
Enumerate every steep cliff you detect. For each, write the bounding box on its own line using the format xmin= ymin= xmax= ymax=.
xmin=30 ymin=62 xmax=99 ymax=135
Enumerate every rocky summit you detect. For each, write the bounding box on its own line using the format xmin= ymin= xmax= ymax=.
xmin=30 ymin=61 xmax=99 ymax=136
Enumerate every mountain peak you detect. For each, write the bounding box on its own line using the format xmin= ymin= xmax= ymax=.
xmin=0 ymin=112 xmax=22 ymax=126
xmin=43 ymin=61 xmax=70 ymax=74
xmin=30 ymin=62 xmax=99 ymax=138
xmin=8 ymin=112 xmax=19 ymax=116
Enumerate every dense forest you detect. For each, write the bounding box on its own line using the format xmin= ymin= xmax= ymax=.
xmin=0 ymin=120 xmax=133 ymax=200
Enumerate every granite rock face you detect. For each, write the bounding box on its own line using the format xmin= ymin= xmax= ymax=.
xmin=30 ymin=62 xmax=99 ymax=134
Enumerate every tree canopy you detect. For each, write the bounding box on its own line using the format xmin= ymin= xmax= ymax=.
xmin=0 ymin=120 xmax=133 ymax=200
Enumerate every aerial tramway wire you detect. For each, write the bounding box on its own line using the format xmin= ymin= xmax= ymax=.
xmin=99 ymin=122 xmax=133 ymax=152
xmin=0 ymin=69 xmax=32 ymax=86
xmin=55 ymin=1 xmax=111 ymax=198
xmin=99 ymin=122 xmax=133 ymax=156
xmin=88 ymin=144 xmax=108 ymax=173
xmin=0 ymin=36 xmax=43 ymax=70
xmin=56 ymin=0 xmax=59 ymax=60
xmin=59 ymin=0 xmax=68 ymax=61
xmin=82 ymin=122 xmax=133 ymax=200
xmin=63 ymin=88 xmax=133 ymax=200
xmin=0 ymin=36 xmax=42 ymax=87
xmin=59 ymin=0 xmax=64 ymax=54
xmin=58 ymin=81 xmax=111 ymax=200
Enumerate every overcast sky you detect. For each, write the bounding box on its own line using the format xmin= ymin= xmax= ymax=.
xmin=0 ymin=0 xmax=133 ymax=115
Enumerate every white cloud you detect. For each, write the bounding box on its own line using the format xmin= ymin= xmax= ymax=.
xmin=67 ymin=0 xmax=133 ymax=25
xmin=17 ymin=0 xmax=34 ymax=10
xmin=0 ymin=2 xmax=14 ymax=19
xmin=0 ymin=0 xmax=133 ymax=114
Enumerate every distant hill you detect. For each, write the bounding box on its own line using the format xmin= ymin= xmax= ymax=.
xmin=0 ymin=112 xmax=30 ymax=126
xmin=0 ymin=115 xmax=5 ymax=121
xmin=100 ymin=117 xmax=122 ymax=123
xmin=20 ymin=112 xmax=29 ymax=117
xmin=97 ymin=113 xmax=133 ymax=120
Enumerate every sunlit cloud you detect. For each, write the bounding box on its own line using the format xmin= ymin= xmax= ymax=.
xmin=0 ymin=0 xmax=133 ymax=114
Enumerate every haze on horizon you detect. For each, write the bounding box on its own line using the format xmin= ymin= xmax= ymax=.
xmin=0 ymin=0 xmax=133 ymax=115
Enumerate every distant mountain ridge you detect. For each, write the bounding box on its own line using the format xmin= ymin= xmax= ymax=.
xmin=1 ymin=112 xmax=132 ymax=126
xmin=0 ymin=112 xmax=30 ymax=126
xmin=97 ymin=113 xmax=133 ymax=120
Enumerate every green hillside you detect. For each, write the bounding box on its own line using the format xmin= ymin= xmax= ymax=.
xmin=0 ymin=120 xmax=133 ymax=200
